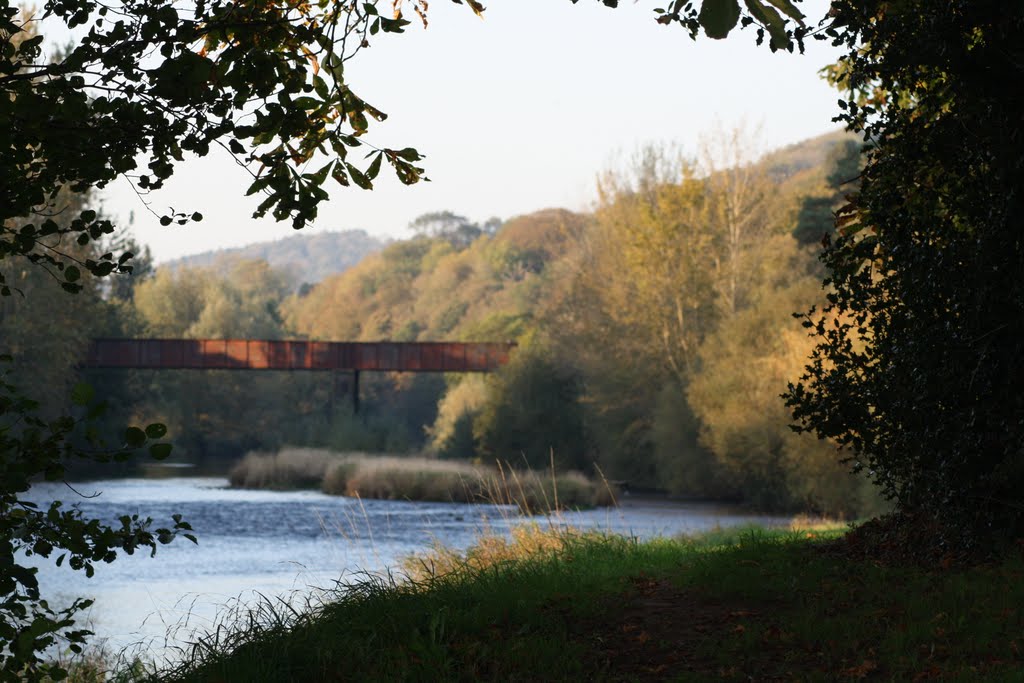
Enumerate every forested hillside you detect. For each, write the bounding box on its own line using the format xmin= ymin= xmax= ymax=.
xmin=166 ymin=229 xmax=383 ymax=289
xmin=4 ymin=129 xmax=880 ymax=516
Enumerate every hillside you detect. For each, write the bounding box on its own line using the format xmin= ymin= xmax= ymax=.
xmin=166 ymin=229 xmax=384 ymax=288
xmin=760 ymin=128 xmax=858 ymax=181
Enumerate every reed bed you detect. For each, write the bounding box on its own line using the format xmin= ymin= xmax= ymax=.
xmin=227 ymin=448 xmax=339 ymax=490
xmin=228 ymin=447 xmax=616 ymax=511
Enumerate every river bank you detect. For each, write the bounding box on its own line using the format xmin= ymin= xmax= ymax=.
xmin=26 ymin=476 xmax=786 ymax=667
xmin=126 ymin=523 xmax=1024 ymax=682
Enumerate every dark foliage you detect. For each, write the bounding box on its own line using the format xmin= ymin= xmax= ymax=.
xmin=475 ymin=351 xmax=590 ymax=472
xmin=0 ymin=366 xmax=190 ymax=679
xmin=786 ymin=1 xmax=1024 ymax=546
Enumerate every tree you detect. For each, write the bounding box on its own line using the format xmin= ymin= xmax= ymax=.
xmin=583 ymin=0 xmax=1024 ymax=542
xmin=408 ymin=211 xmax=485 ymax=249
xmin=688 ymin=235 xmax=879 ymax=515
xmin=698 ymin=125 xmax=772 ymax=318
xmin=1 ymin=0 xmax=485 ymax=292
xmin=784 ymin=1 xmax=1024 ymax=546
xmin=2 ymin=0 xmax=485 ymax=675
xmin=543 ymin=134 xmax=778 ymax=490
xmin=473 ymin=345 xmax=590 ymax=473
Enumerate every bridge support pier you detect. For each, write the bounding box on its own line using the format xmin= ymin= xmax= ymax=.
xmin=330 ymin=370 xmax=361 ymax=416
xmin=352 ymin=370 xmax=360 ymax=415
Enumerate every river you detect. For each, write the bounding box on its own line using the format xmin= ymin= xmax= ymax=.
xmin=24 ymin=476 xmax=790 ymax=664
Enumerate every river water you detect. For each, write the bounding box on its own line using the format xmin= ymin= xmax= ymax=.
xmin=24 ymin=476 xmax=789 ymax=662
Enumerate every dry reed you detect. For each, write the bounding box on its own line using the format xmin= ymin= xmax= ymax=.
xmin=229 ymin=447 xmax=616 ymax=511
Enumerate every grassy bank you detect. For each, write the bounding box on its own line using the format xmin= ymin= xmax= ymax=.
xmin=228 ymin=447 xmax=615 ymax=511
xmin=126 ymin=522 xmax=1024 ymax=682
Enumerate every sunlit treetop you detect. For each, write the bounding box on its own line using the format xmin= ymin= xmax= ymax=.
xmin=0 ymin=0 xmax=805 ymax=295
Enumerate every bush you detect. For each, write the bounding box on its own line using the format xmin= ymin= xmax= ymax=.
xmin=651 ymin=380 xmax=733 ymax=500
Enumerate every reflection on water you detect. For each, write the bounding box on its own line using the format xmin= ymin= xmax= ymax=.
xmin=24 ymin=477 xmax=789 ymax=660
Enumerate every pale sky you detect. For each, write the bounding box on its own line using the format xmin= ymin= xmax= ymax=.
xmin=95 ymin=0 xmax=843 ymax=262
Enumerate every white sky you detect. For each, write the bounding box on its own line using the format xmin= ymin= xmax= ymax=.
xmin=94 ymin=0 xmax=843 ymax=262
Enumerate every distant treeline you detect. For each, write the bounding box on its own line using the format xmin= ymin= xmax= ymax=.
xmin=1 ymin=129 xmax=884 ymax=517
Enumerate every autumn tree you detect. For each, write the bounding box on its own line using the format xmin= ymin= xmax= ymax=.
xmin=544 ymin=133 xmax=779 ymax=490
xmin=698 ymin=126 xmax=772 ymax=318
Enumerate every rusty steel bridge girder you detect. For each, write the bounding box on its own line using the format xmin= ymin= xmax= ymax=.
xmin=84 ymin=339 xmax=516 ymax=373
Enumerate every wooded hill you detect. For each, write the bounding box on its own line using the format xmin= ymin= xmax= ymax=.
xmin=165 ymin=229 xmax=383 ymax=290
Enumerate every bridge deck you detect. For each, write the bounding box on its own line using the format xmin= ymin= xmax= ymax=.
xmin=85 ymin=339 xmax=515 ymax=372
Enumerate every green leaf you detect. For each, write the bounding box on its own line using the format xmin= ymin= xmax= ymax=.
xmin=149 ymin=443 xmax=173 ymax=460
xmin=64 ymin=266 xmax=81 ymax=283
xmin=366 ymin=153 xmax=383 ymax=180
xmin=764 ymin=0 xmax=804 ymax=24
xmin=124 ymin=427 xmax=147 ymax=448
xmin=145 ymin=423 xmax=168 ymax=439
xmin=744 ymin=0 xmax=788 ymax=49
xmin=71 ymin=382 xmax=95 ymax=406
xmin=332 ymin=165 xmax=350 ymax=186
xmin=394 ymin=147 xmax=422 ymax=162
xmin=246 ymin=176 xmax=272 ymax=196
xmin=698 ymin=0 xmax=741 ymax=39
xmin=293 ymin=96 xmax=320 ymax=110
xmin=308 ymin=160 xmax=333 ymax=186
xmin=346 ymin=163 xmax=372 ymax=190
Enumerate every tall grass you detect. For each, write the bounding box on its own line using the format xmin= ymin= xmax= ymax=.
xmin=400 ymin=522 xmax=590 ymax=582
xmin=145 ymin=529 xmax=660 ymax=683
xmin=46 ymin=645 xmax=152 ymax=683
xmin=227 ymin=448 xmax=339 ymax=489
xmin=229 ymin=447 xmax=616 ymax=511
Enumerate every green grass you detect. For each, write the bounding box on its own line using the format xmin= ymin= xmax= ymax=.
xmin=133 ymin=525 xmax=1024 ymax=681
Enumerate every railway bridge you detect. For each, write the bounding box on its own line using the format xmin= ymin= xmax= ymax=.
xmin=85 ymin=338 xmax=516 ymax=413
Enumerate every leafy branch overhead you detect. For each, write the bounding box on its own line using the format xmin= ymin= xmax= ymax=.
xmin=575 ymin=0 xmax=806 ymax=51
xmin=0 ymin=0 xmax=481 ymax=291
